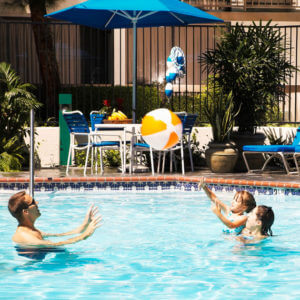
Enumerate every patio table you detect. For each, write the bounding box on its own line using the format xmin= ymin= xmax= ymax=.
xmin=94 ymin=123 xmax=141 ymax=173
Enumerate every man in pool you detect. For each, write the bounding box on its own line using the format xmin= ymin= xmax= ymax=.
xmin=8 ymin=191 xmax=101 ymax=247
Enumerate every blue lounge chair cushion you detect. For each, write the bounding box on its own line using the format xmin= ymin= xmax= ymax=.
xmin=243 ymin=145 xmax=295 ymax=152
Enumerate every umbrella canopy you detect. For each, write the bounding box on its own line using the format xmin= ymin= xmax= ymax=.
xmin=46 ymin=0 xmax=223 ymax=121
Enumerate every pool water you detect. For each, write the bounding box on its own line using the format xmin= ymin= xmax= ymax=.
xmin=1 ymin=190 xmax=300 ymax=299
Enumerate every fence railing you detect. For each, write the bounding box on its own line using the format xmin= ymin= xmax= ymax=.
xmin=183 ymin=0 xmax=300 ymax=11
xmin=0 ymin=19 xmax=299 ymax=124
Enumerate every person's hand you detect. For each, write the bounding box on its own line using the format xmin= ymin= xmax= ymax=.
xmin=83 ymin=214 xmax=102 ymax=239
xmin=211 ymin=202 xmax=221 ymax=215
xmin=198 ymin=177 xmax=205 ymax=190
xmin=84 ymin=204 xmax=99 ymax=225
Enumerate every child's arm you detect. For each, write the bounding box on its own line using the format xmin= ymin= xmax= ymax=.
xmin=211 ymin=203 xmax=247 ymax=229
xmin=199 ymin=178 xmax=229 ymax=214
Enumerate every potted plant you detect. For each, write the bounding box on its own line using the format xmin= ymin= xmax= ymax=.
xmin=200 ymin=21 xmax=296 ymax=171
xmin=203 ymin=81 xmax=240 ymax=173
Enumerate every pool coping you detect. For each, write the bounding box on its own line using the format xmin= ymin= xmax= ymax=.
xmin=1 ymin=175 xmax=299 ymax=189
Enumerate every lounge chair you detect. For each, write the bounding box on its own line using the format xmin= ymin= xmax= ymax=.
xmin=294 ymin=145 xmax=300 ymax=175
xmin=242 ymin=127 xmax=300 ymax=174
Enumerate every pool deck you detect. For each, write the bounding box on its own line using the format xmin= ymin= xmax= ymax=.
xmin=1 ymin=167 xmax=299 ymax=189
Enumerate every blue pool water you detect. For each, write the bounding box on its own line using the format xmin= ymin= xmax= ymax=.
xmin=1 ymin=190 xmax=300 ymax=299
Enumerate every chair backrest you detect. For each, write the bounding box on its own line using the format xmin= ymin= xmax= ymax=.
xmin=90 ymin=111 xmax=106 ymax=131
xmin=177 ymin=114 xmax=198 ymax=135
xmin=63 ymin=110 xmax=90 ymax=133
xmin=292 ymin=127 xmax=300 ymax=146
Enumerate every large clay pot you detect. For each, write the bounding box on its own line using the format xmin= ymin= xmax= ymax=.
xmin=231 ymin=132 xmax=266 ymax=172
xmin=205 ymin=142 xmax=238 ymax=173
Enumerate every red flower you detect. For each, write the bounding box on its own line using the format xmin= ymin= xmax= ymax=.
xmin=103 ymin=99 xmax=111 ymax=107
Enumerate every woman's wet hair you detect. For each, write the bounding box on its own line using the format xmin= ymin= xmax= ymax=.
xmin=256 ymin=205 xmax=275 ymax=236
xmin=238 ymin=191 xmax=256 ymax=213
xmin=8 ymin=191 xmax=28 ymax=221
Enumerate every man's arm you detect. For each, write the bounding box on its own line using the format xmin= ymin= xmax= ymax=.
xmin=199 ymin=178 xmax=229 ymax=214
xmin=40 ymin=205 xmax=98 ymax=237
xmin=211 ymin=203 xmax=247 ymax=229
xmin=14 ymin=216 xmax=102 ymax=247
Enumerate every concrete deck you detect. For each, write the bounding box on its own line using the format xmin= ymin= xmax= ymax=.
xmin=1 ymin=166 xmax=299 ymax=186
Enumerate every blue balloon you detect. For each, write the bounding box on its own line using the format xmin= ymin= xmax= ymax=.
xmin=165 ymin=83 xmax=173 ymax=98
xmin=165 ymin=89 xmax=173 ymax=98
xmin=177 ymin=56 xmax=185 ymax=65
xmin=168 ymin=72 xmax=177 ymax=81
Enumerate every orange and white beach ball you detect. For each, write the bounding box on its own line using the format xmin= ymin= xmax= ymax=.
xmin=141 ymin=108 xmax=182 ymax=150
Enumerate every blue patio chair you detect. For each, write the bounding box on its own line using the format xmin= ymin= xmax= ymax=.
xmin=242 ymin=127 xmax=300 ymax=174
xmin=63 ymin=110 xmax=123 ymax=176
xmin=129 ymin=133 xmax=155 ymax=176
xmin=158 ymin=113 xmax=198 ymax=175
xmin=90 ymin=111 xmax=106 ymax=132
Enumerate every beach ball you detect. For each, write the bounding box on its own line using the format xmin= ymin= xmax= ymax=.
xmin=165 ymin=82 xmax=173 ymax=98
xmin=141 ymin=108 xmax=182 ymax=150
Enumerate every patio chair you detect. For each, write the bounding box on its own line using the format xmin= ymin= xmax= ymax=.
xmin=90 ymin=111 xmax=106 ymax=131
xmin=129 ymin=132 xmax=155 ymax=176
xmin=63 ymin=110 xmax=123 ymax=176
xmin=158 ymin=113 xmax=198 ymax=175
xmin=242 ymin=127 xmax=300 ymax=174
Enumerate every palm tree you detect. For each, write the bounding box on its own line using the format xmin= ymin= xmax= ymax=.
xmin=3 ymin=0 xmax=61 ymax=118
xmin=0 ymin=62 xmax=42 ymax=171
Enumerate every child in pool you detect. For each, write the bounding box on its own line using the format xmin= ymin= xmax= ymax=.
xmin=199 ymin=178 xmax=256 ymax=234
xmin=238 ymin=205 xmax=274 ymax=242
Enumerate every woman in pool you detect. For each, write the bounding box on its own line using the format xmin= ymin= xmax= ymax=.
xmin=239 ymin=205 xmax=274 ymax=240
xmin=8 ymin=191 xmax=101 ymax=247
xmin=199 ymin=178 xmax=256 ymax=234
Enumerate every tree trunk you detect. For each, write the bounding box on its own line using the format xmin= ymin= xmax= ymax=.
xmin=29 ymin=0 xmax=61 ymax=118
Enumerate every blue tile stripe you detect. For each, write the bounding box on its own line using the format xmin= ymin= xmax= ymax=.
xmin=0 ymin=180 xmax=299 ymax=195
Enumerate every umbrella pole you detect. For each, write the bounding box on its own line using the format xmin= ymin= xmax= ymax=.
xmin=132 ymin=20 xmax=137 ymax=123
xmin=29 ymin=109 xmax=35 ymax=198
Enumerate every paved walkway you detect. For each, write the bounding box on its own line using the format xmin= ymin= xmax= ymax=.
xmin=1 ymin=167 xmax=299 ymax=188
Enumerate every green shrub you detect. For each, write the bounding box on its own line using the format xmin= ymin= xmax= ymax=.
xmin=0 ymin=62 xmax=42 ymax=171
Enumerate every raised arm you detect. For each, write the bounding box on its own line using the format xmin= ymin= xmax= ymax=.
xmin=211 ymin=203 xmax=247 ymax=229
xmin=41 ymin=205 xmax=98 ymax=237
xmin=198 ymin=178 xmax=229 ymax=214
xmin=15 ymin=215 xmax=102 ymax=247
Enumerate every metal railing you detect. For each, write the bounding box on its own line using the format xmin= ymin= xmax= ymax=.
xmin=0 ymin=19 xmax=299 ymax=124
xmin=183 ymin=0 xmax=300 ymax=11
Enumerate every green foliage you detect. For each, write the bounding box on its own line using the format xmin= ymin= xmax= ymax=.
xmin=263 ymin=128 xmax=296 ymax=145
xmin=0 ymin=62 xmax=42 ymax=171
xmin=202 ymin=79 xmax=240 ymax=143
xmin=0 ymin=137 xmax=23 ymax=171
xmin=102 ymin=150 xmax=121 ymax=167
xmin=200 ymin=21 xmax=296 ymax=134
xmin=75 ymin=149 xmax=121 ymax=168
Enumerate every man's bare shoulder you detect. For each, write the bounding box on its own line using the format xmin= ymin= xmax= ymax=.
xmin=12 ymin=226 xmax=43 ymax=245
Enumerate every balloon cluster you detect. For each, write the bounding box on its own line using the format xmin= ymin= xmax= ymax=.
xmin=165 ymin=47 xmax=186 ymax=98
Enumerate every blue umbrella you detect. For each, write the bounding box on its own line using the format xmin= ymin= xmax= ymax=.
xmin=46 ymin=0 xmax=223 ymax=122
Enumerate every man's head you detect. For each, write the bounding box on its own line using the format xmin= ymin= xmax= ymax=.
xmin=8 ymin=191 xmax=40 ymax=223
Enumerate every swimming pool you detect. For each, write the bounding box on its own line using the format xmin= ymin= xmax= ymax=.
xmin=1 ymin=190 xmax=300 ymax=299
